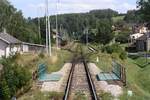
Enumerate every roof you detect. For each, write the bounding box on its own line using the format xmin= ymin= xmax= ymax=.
xmin=137 ymin=32 xmax=150 ymax=41
xmin=22 ymin=42 xmax=46 ymax=47
xmin=0 ymin=32 xmax=21 ymax=44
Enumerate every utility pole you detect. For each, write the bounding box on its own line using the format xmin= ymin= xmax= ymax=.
xmin=45 ymin=0 xmax=52 ymax=56
xmin=56 ymin=0 xmax=59 ymax=49
xmin=45 ymin=1 xmax=48 ymax=54
xmin=86 ymin=28 xmax=89 ymax=46
xmin=37 ymin=7 xmax=41 ymax=44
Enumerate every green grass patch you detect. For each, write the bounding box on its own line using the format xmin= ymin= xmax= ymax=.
xmin=112 ymin=16 xmax=125 ymax=23
xmin=119 ymin=58 xmax=150 ymax=99
xmin=18 ymin=89 xmax=64 ymax=100
xmin=83 ymin=43 xmax=150 ymax=99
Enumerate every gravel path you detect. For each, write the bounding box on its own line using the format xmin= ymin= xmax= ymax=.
xmin=41 ymin=63 xmax=72 ymax=92
xmin=88 ymin=63 xmax=123 ymax=97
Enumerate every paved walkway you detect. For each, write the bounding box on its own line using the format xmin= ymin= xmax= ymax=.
xmin=41 ymin=63 xmax=72 ymax=92
xmin=88 ymin=63 xmax=123 ymax=97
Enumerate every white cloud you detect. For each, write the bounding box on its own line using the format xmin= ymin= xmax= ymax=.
xmin=11 ymin=0 xmax=137 ymax=18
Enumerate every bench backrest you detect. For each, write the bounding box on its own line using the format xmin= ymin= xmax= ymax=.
xmin=38 ymin=63 xmax=47 ymax=75
xmin=112 ymin=61 xmax=121 ymax=78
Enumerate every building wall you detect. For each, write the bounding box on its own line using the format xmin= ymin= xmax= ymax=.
xmin=21 ymin=43 xmax=46 ymax=53
xmin=6 ymin=46 xmax=10 ymax=57
xmin=130 ymin=33 xmax=144 ymax=40
xmin=10 ymin=45 xmax=21 ymax=53
xmin=22 ymin=44 xmax=29 ymax=52
xmin=147 ymin=38 xmax=150 ymax=51
xmin=28 ymin=45 xmax=45 ymax=53
xmin=0 ymin=39 xmax=8 ymax=58
xmin=136 ymin=40 xmax=146 ymax=51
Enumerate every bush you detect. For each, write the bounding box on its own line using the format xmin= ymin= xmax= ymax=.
xmin=0 ymin=55 xmax=31 ymax=99
xmin=102 ymin=43 xmax=127 ymax=60
xmin=38 ymin=52 xmax=45 ymax=58
xmin=115 ymin=32 xmax=129 ymax=43
xmin=102 ymin=44 xmax=122 ymax=54
xmin=120 ymin=51 xmax=127 ymax=60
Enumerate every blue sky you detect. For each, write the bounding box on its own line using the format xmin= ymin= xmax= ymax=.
xmin=9 ymin=0 xmax=137 ymax=18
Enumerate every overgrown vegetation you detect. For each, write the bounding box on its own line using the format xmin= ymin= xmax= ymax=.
xmin=102 ymin=43 xmax=127 ymax=60
xmin=98 ymin=92 xmax=113 ymax=100
xmin=0 ymin=55 xmax=32 ymax=99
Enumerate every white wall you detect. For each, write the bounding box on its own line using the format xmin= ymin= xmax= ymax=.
xmin=22 ymin=44 xmax=29 ymax=52
xmin=11 ymin=45 xmax=21 ymax=53
xmin=0 ymin=39 xmax=8 ymax=58
xmin=6 ymin=46 xmax=10 ymax=57
xmin=130 ymin=33 xmax=144 ymax=40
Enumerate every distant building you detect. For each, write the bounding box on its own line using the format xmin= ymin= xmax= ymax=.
xmin=136 ymin=33 xmax=150 ymax=51
xmin=132 ymin=24 xmax=149 ymax=34
xmin=127 ymin=24 xmax=150 ymax=52
xmin=0 ymin=32 xmax=22 ymax=57
xmin=22 ymin=42 xmax=45 ymax=53
xmin=130 ymin=33 xmax=144 ymax=40
xmin=0 ymin=32 xmax=45 ymax=58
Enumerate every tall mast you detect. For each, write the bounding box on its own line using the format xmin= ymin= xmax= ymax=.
xmin=56 ymin=0 xmax=59 ymax=49
xmin=37 ymin=7 xmax=41 ymax=44
xmin=45 ymin=0 xmax=48 ymax=54
xmin=47 ymin=0 xmax=52 ymax=56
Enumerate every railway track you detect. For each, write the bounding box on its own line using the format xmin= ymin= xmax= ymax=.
xmin=63 ymin=45 xmax=99 ymax=100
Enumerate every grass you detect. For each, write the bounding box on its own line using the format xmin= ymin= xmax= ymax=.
xmin=45 ymin=49 xmax=73 ymax=73
xmin=15 ymin=48 xmax=73 ymax=74
xmin=112 ymin=16 xmax=125 ymax=23
xmin=16 ymin=47 xmax=73 ymax=99
xmin=74 ymin=92 xmax=88 ymax=100
xmin=119 ymin=58 xmax=150 ymax=99
xmin=16 ymin=43 xmax=150 ymax=99
xmin=18 ymin=88 xmax=64 ymax=100
xmin=83 ymin=43 xmax=150 ymax=99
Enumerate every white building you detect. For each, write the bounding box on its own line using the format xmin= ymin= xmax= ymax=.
xmin=0 ymin=32 xmax=46 ymax=58
xmin=0 ymin=32 xmax=21 ymax=58
xmin=22 ymin=42 xmax=45 ymax=53
xmin=130 ymin=33 xmax=144 ymax=40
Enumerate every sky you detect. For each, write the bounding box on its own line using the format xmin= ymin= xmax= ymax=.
xmin=9 ymin=0 xmax=137 ymax=18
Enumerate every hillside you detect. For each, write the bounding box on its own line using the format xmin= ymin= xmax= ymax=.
xmin=0 ymin=0 xmax=39 ymax=44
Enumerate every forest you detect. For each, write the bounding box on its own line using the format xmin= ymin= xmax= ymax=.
xmin=0 ymin=0 xmax=146 ymax=45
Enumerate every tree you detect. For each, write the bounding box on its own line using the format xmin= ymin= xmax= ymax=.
xmin=137 ymin=0 xmax=150 ymax=22
xmin=0 ymin=79 xmax=11 ymax=100
xmin=0 ymin=0 xmax=39 ymax=44
xmin=95 ymin=19 xmax=114 ymax=44
xmin=124 ymin=10 xmax=142 ymax=23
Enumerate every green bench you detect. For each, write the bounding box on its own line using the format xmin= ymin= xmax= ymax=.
xmin=38 ymin=63 xmax=62 ymax=82
xmin=97 ymin=61 xmax=122 ymax=81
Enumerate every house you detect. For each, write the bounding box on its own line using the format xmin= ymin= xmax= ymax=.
xmin=130 ymin=33 xmax=144 ymax=40
xmin=0 ymin=32 xmax=46 ymax=58
xmin=22 ymin=42 xmax=45 ymax=53
xmin=136 ymin=32 xmax=150 ymax=51
xmin=0 ymin=32 xmax=22 ymax=57
xmin=132 ymin=24 xmax=148 ymax=34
